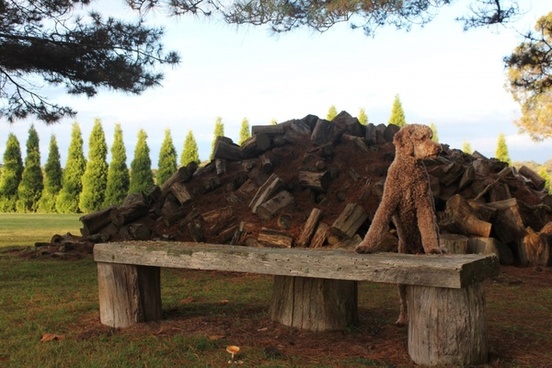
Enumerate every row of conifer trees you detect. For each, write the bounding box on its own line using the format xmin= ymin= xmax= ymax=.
xmin=0 ymin=120 xmax=213 ymax=214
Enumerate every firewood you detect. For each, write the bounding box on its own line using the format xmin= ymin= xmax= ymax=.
xmin=467 ymin=237 xmax=513 ymax=265
xmin=79 ymin=206 xmax=116 ymax=236
xmin=331 ymin=203 xmax=368 ymax=239
xmin=252 ymin=125 xmax=285 ymax=136
xmin=332 ymin=110 xmax=364 ymax=137
xmin=249 ymin=173 xmax=283 ymax=214
xmin=240 ymin=133 xmax=272 ymax=158
xmin=170 ymin=181 xmax=192 ymax=205
xmin=187 ymin=219 xmax=205 ymax=242
xmin=260 ymin=154 xmax=273 ymax=174
xmin=311 ymin=119 xmax=344 ymax=146
xmin=442 ymin=194 xmax=492 ymax=237
xmin=383 ymin=124 xmax=400 ymax=142
xmin=518 ymin=165 xmax=546 ymax=191
xmin=473 ymin=166 xmax=514 ymax=201
xmin=298 ymin=170 xmax=331 ymax=192
xmin=290 ymin=119 xmax=312 ymax=135
xmin=458 ymin=164 xmax=475 ymax=191
xmin=489 ymin=182 xmax=511 ymax=202
xmin=441 ymin=162 xmax=465 ymax=187
xmin=297 ymin=208 xmax=323 ymax=247
xmin=110 ymin=202 xmax=150 ymax=227
xmin=257 ymin=190 xmax=295 ymax=220
xmin=310 ymin=222 xmax=329 ymax=248
xmin=160 ymin=164 xmax=196 ymax=197
xmin=332 ymin=234 xmax=363 ymax=249
xmin=487 ymin=198 xmax=527 ymax=245
xmin=258 ymin=228 xmax=293 ymax=248
xmin=341 ymin=134 xmax=369 ymax=153
xmin=215 ymin=159 xmax=227 ymax=175
xmin=440 ymin=233 xmax=468 ymax=254
xmin=127 ymin=223 xmax=151 ymax=241
xmin=213 ymin=136 xmax=242 ymax=161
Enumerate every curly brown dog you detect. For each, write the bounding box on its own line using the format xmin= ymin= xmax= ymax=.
xmin=355 ymin=124 xmax=443 ymax=326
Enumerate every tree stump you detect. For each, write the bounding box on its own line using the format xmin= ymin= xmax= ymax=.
xmin=270 ymin=276 xmax=358 ymax=332
xmin=407 ymin=283 xmax=488 ymax=366
xmin=97 ymin=263 xmax=162 ymax=328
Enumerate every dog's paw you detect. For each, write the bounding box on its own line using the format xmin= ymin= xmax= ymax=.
xmin=395 ymin=316 xmax=408 ymax=327
xmin=355 ymin=244 xmax=376 ymax=254
xmin=426 ymin=247 xmax=445 ymax=255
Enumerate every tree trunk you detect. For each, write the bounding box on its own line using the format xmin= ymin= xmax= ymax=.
xmin=407 ymin=283 xmax=489 ymax=366
xmin=97 ymin=263 xmax=162 ymax=328
xmin=270 ymin=275 xmax=358 ymax=331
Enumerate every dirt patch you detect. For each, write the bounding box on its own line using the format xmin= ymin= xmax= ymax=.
xmin=67 ymin=265 xmax=552 ymax=368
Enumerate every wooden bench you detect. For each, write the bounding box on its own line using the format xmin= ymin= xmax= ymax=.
xmin=94 ymin=241 xmax=499 ymax=366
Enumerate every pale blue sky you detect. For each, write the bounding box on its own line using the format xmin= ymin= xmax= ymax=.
xmin=2 ymin=1 xmax=552 ymax=166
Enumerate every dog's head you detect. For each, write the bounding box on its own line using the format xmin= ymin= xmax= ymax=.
xmin=393 ymin=124 xmax=441 ymax=159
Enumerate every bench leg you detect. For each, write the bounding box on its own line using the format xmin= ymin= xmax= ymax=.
xmin=97 ymin=262 xmax=162 ymax=328
xmin=270 ymin=275 xmax=358 ymax=332
xmin=407 ymin=282 xmax=488 ymax=366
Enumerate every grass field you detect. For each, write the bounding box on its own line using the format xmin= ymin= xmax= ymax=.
xmin=0 ymin=213 xmax=81 ymax=247
xmin=1 ymin=214 xmax=551 ymax=367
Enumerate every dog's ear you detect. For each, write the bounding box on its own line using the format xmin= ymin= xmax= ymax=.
xmin=393 ymin=127 xmax=414 ymax=156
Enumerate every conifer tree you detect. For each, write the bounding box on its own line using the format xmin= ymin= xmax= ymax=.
xmin=181 ymin=130 xmax=200 ymax=167
xmin=37 ymin=135 xmax=63 ymax=213
xmin=16 ymin=125 xmax=43 ymax=212
xmin=210 ymin=117 xmax=224 ymax=159
xmin=0 ymin=134 xmax=23 ymax=212
xmin=326 ymin=105 xmax=338 ymax=121
xmin=239 ymin=117 xmax=250 ymax=145
xmin=358 ymin=108 xmax=369 ymax=125
xmin=270 ymin=118 xmax=278 ymax=125
xmin=157 ymin=129 xmax=177 ymax=185
xmin=129 ymin=129 xmax=154 ymax=194
xmin=79 ymin=119 xmax=108 ymax=213
xmin=103 ymin=124 xmax=129 ymax=207
xmin=495 ymin=133 xmax=511 ymax=165
xmin=429 ymin=123 xmax=439 ymax=142
xmin=388 ymin=94 xmax=407 ymax=127
xmin=462 ymin=141 xmax=473 ymax=154
xmin=56 ymin=123 xmax=86 ymax=213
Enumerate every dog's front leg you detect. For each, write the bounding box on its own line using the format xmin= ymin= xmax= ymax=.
xmin=416 ymin=193 xmax=442 ymax=254
xmin=355 ymin=194 xmax=398 ymax=254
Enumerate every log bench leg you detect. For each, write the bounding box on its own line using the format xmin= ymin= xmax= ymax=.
xmin=407 ymin=282 xmax=488 ymax=366
xmin=269 ymin=275 xmax=358 ymax=332
xmin=97 ymin=262 xmax=162 ymax=328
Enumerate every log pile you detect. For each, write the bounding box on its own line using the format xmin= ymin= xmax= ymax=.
xmin=44 ymin=111 xmax=552 ymax=267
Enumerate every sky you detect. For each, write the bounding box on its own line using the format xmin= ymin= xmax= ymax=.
xmin=2 ymin=0 xmax=552 ymax=167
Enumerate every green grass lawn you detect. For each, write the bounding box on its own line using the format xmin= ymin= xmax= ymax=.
xmin=0 ymin=214 xmax=551 ymax=367
xmin=0 ymin=213 xmax=81 ymax=247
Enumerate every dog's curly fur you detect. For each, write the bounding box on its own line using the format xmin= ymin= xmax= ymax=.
xmin=355 ymin=124 xmax=443 ymax=326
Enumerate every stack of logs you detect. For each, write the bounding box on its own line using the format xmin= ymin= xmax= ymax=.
xmin=60 ymin=111 xmax=552 ymax=267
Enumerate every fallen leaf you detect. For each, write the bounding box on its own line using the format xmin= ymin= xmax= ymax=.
xmin=209 ymin=335 xmax=225 ymax=341
xmin=179 ymin=296 xmax=195 ymax=304
xmin=220 ymin=299 xmax=229 ymax=304
xmin=40 ymin=333 xmax=65 ymax=342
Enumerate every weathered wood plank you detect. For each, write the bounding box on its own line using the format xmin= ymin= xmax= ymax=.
xmin=94 ymin=242 xmax=499 ymax=289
